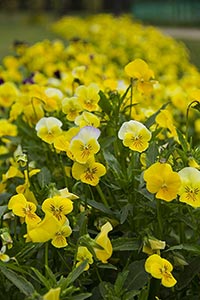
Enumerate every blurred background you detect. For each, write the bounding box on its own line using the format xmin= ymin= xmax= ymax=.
xmin=0 ymin=0 xmax=199 ymax=68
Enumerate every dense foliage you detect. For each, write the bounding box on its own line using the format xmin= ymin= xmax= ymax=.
xmin=0 ymin=14 xmax=200 ymax=300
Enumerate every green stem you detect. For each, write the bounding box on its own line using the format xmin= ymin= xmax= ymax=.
xmin=44 ymin=242 xmax=49 ymax=276
xmin=178 ymin=206 xmax=185 ymax=243
xmin=129 ymin=77 xmax=134 ymax=118
xmin=95 ymin=264 xmax=102 ymax=283
xmin=156 ymin=199 xmax=163 ymax=239
xmin=96 ymin=184 xmax=109 ymax=207
xmin=148 ymin=278 xmax=161 ymax=300
xmin=186 ymin=100 xmax=199 ymax=144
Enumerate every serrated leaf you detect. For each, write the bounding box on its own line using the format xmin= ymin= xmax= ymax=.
xmin=0 ymin=266 xmax=35 ymax=296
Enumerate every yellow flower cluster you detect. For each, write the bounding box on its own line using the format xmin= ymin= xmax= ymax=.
xmin=1 ymin=13 xmax=200 ymax=298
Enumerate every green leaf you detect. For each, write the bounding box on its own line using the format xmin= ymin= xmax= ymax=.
xmin=59 ymin=260 xmax=88 ymax=290
xmin=112 ymin=237 xmax=140 ymax=251
xmin=0 ymin=205 xmax=7 ymax=219
xmin=31 ymin=267 xmax=52 ymax=290
xmin=119 ymin=204 xmax=132 ymax=224
xmin=103 ymin=150 xmax=124 ymax=179
xmin=124 ymin=260 xmax=149 ymax=291
xmin=44 ymin=265 xmax=57 ymax=286
xmin=165 ymin=243 xmax=200 ymax=255
xmin=87 ymin=199 xmax=113 ymax=215
xmin=144 ymin=102 xmax=170 ymax=128
xmin=177 ymin=257 xmax=200 ymax=290
xmin=99 ymin=281 xmax=115 ymax=300
xmin=114 ymin=270 xmax=129 ymax=295
xmin=97 ymin=262 xmax=118 ymax=270
xmin=0 ymin=265 xmax=35 ymax=296
xmin=37 ymin=167 xmax=51 ymax=188
xmin=98 ymin=90 xmax=112 ymax=115
xmin=176 ymin=129 xmax=189 ymax=152
xmin=123 ymin=290 xmax=140 ymax=300
xmin=70 ymin=293 xmax=92 ymax=300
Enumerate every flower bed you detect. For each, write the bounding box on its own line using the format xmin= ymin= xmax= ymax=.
xmin=0 ymin=14 xmax=200 ymax=299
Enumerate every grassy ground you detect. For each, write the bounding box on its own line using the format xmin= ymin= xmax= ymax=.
xmin=0 ymin=13 xmax=200 ymax=70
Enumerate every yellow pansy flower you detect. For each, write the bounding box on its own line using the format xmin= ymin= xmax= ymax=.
xmin=16 ymin=169 xmax=40 ymax=205
xmin=0 ymin=81 xmax=19 ymax=108
xmin=62 ymin=96 xmax=82 ymax=121
xmin=44 ymin=87 xmax=64 ymax=112
xmin=156 ymin=109 xmax=177 ymax=138
xmin=51 ymin=219 xmax=72 ymax=248
xmin=0 ymin=246 xmax=10 ymax=263
xmin=178 ymin=167 xmax=200 ymax=208
xmin=118 ymin=120 xmax=152 ymax=153
xmin=76 ymin=246 xmax=93 ymax=270
xmin=42 ymin=195 xmax=73 ymax=222
xmin=72 ymin=158 xmax=106 ymax=186
xmin=143 ymin=162 xmax=181 ymax=201
xmin=69 ymin=126 xmax=101 ymax=164
xmin=75 ymin=111 xmax=100 ymax=128
xmin=124 ymin=58 xmax=154 ymax=94
xmin=43 ymin=287 xmax=61 ymax=300
xmin=94 ymin=222 xmax=113 ymax=263
xmin=0 ymin=119 xmax=18 ymax=138
xmin=2 ymin=165 xmax=24 ymax=182
xmin=58 ymin=187 xmax=79 ymax=200
xmin=145 ymin=254 xmax=177 ymax=288
xmin=25 ymin=213 xmax=61 ymax=243
xmin=35 ymin=117 xmax=63 ymax=144
xmin=8 ymin=193 xmax=41 ymax=225
xmin=53 ymin=132 xmax=70 ymax=153
xmin=76 ymin=83 xmax=100 ymax=111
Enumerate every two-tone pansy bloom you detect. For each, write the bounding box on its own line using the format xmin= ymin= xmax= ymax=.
xmin=69 ymin=126 xmax=101 ymax=163
xmin=145 ymin=254 xmax=177 ymax=287
xmin=35 ymin=116 xmax=63 ymax=144
xmin=118 ymin=120 xmax=152 ymax=152
xmin=178 ymin=167 xmax=200 ymax=208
